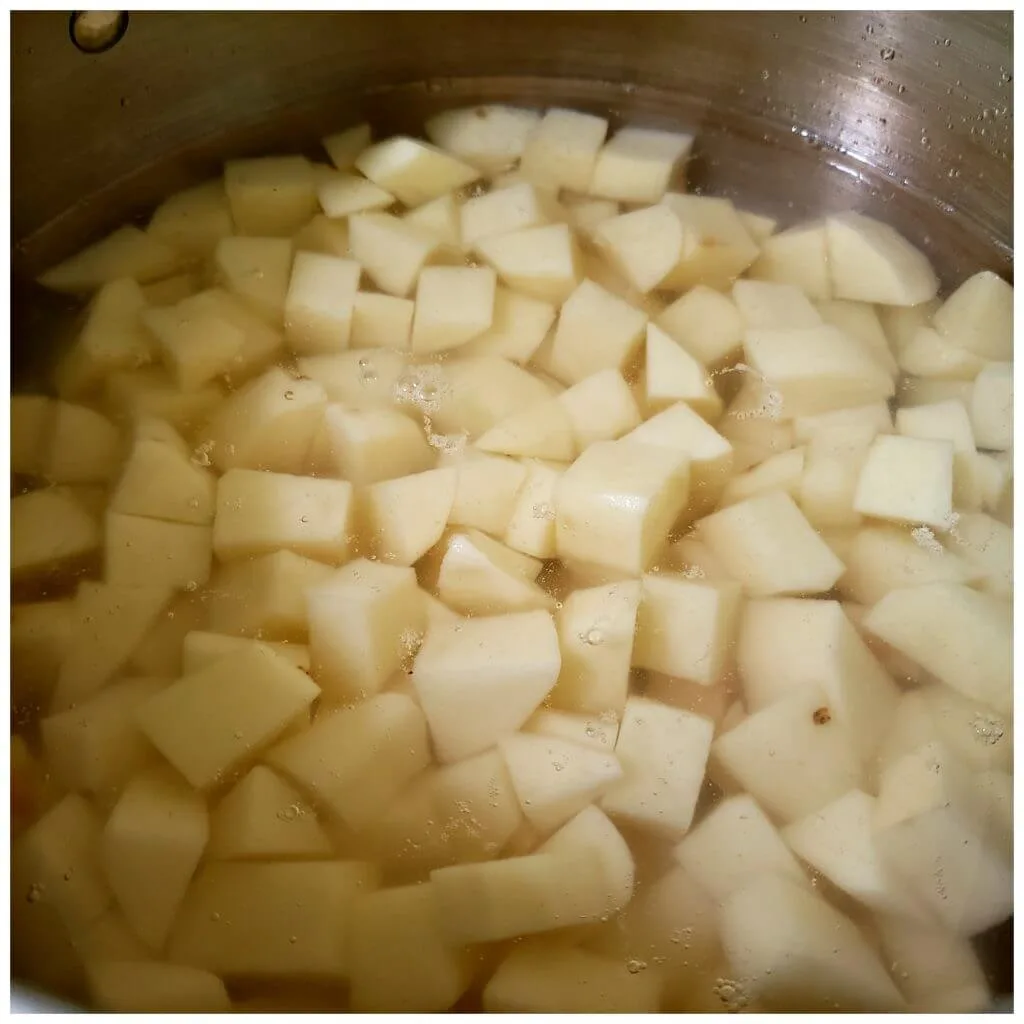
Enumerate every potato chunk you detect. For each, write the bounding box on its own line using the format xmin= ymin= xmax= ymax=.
xmin=445 ymin=450 xmax=527 ymax=536
xmin=748 ymin=219 xmax=831 ymax=300
xmin=642 ymin=323 xmax=721 ymax=419
xmin=460 ymin=286 xmax=556 ymax=364
xmin=425 ymin=105 xmax=540 ymax=172
xmin=348 ymin=212 xmax=443 ymax=297
xmin=86 ymin=961 xmax=230 ymax=1013
xmin=411 ymin=266 xmax=497 ymax=353
xmin=364 ymin=467 xmax=456 ymax=565
xmin=356 ymin=136 xmax=479 ymax=206
xmin=557 ymin=368 xmax=641 ymax=449
xmin=460 ymin=182 xmax=552 ymax=248
xmin=932 ymin=269 xmax=1012 ymax=360
xmin=104 ymin=513 xmax=212 ymax=592
xmin=214 ymin=236 xmax=293 ymax=323
xmin=316 ymin=171 xmax=394 ymax=217
xmin=351 ymin=292 xmax=414 ymax=350
xmin=321 ymin=123 xmax=371 ymax=170
xmin=657 ymin=284 xmax=744 ymax=367
xmin=970 ymin=361 xmax=1012 ymax=450
xmin=11 ymin=394 xmax=54 ymax=476
xmin=519 ymin=108 xmax=608 ymax=192
xmin=224 ymin=155 xmax=317 ymax=236
xmin=42 ymin=401 xmax=122 ymax=484
xmin=594 ymin=204 xmax=685 ymax=293
xmin=589 ymin=125 xmax=693 ymax=203
xmin=320 ymin=405 xmax=434 ymax=484
xmin=11 ymin=488 xmax=100 ymax=580
xmin=475 ymin=223 xmax=582 ymax=304
xmin=282 ymin=252 xmax=361 ymax=354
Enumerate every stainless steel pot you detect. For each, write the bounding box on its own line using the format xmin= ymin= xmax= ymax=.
xmin=10 ymin=10 xmax=1013 ymax=1012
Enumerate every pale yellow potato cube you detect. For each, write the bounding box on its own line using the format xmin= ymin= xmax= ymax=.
xmin=12 ymin=599 xmax=77 ymax=710
xmin=933 ymin=269 xmax=1012 ymax=360
xmin=718 ymin=377 xmax=796 ymax=473
xmin=268 ymin=692 xmax=429 ymax=828
xmin=445 ymin=449 xmax=527 ymax=535
xmin=78 ymin=278 xmax=154 ymax=374
xmin=459 ymin=286 xmax=556 ymax=364
xmin=181 ymin=631 xmax=309 ymax=675
xmin=292 ymin=212 xmax=350 ymax=257
xmin=853 ymin=433 xmax=953 ymax=528
xmin=412 ymin=610 xmax=561 ymax=763
xmin=320 ymin=404 xmax=433 ymax=484
xmin=798 ymin=435 xmax=873 ymax=529
xmin=711 ymin=683 xmax=864 ymax=822
xmin=589 ymin=125 xmax=693 ymax=203
xmin=125 ymin=589 xmax=202 ymax=679
xmin=634 ymin=573 xmax=741 ymax=685
xmin=202 ymin=365 xmax=327 ymax=473
xmin=410 ymin=265 xmax=496 ymax=354
xmin=224 ymin=155 xmax=317 ymax=236
xmin=970 ymin=361 xmax=1012 ymax=450
xmin=316 ymin=171 xmax=394 ymax=217
xmin=720 ymin=446 xmax=805 ymax=506
xmin=555 ymin=372 xmax=638 ymax=453
xmin=364 ymin=466 xmax=456 ymax=565
xmin=945 ymin=511 xmax=1011 ymax=597
xmin=148 ymin=179 xmax=234 ymax=258
xmin=403 ymin=191 xmax=462 ymax=247
xmin=42 ymin=401 xmax=121 ymax=484
xmin=475 ymin=223 xmax=581 ymax=304
xmin=817 ymin=297 xmax=898 ymax=375
xmin=555 ymin=439 xmax=690 ymax=577
xmin=675 ymin=792 xmax=808 ymax=903
xmin=460 ymin=182 xmax=551 ymax=248
xmin=748 ymin=219 xmax=831 ymax=300
xmin=425 ymin=105 xmax=541 ymax=172
xmin=732 ymin=278 xmax=823 ymax=330
xmin=898 ymin=325 xmax=985 ymax=379
xmin=38 ymin=225 xmax=184 ymax=294
xmin=642 ymin=323 xmax=721 ymax=419
xmin=594 ymin=203 xmax=685 ymax=293
xmin=738 ymin=208 xmax=778 ymax=242
xmin=720 ymin=873 xmax=904 ymax=1010
xmin=282 ymin=252 xmax=360 ymax=354
xmin=662 ymin=534 xmax=735 ymax=583
xmin=321 ymin=123 xmax=371 ymax=170
xmin=792 ymin=400 xmax=893 ymax=449
xmin=696 ymin=491 xmax=845 ymax=596
xmin=141 ymin=271 xmax=201 ymax=306
xmin=103 ymin=366 xmax=224 ymax=436
xmin=476 ymin=396 xmax=575 ymax=461
xmin=657 ymin=284 xmax=744 ymax=367
xmin=299 ymin=349 xmax=410 ymax=413
xmin=86 ymin=961 xmax=230 ymax=1013
xmin=307 ymin=558 xmax=425 ymax=701
xmin=137 ymin=645 xmax=319 ymax=790
xmin=355 ymin=135 xmax=479 ymax=206
xmin=879 ymin=297 xmax=941 ymax=353
xmin=525 ymin=709 xmax=620 ymax=752
xmin=11 ymin=394 xmax=54 ymax=476
xmin=104 ymin=512 xmax=212 ymax=592
xmin=348 ymin=212 xmax=442 ymax=297
xmin=519 ymin=108 xmax=608 ymax=192
xmin=503 ymin=459 xmax=563 ymax=559
xmin=214 ymin=235 xmax=293 ymax=323
xmin=213 ymin=467 xmax=352 ymax=564
xmin=169 ymin=860 xmax=379 ymax=981
xmin=350 ymin=292 xmax=414 ymax=350
xmin=11 ymin=489 xmax=100 ymax=580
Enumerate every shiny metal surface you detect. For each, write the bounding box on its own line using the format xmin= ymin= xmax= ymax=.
xmin=9 ymin=10 xmax=1013 ymax=1011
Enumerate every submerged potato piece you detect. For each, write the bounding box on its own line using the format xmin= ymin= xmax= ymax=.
xmin=320 ymin=404 xmax=434 ymax=484
xmin=321 ymin=123 xmax=371 ymax=170
xmin=42 ymin=401 xmax=122 ymax=484
xmin=181 ymin=631 xmax=309 ymax=675
xmin=143 ymin=298 xmax=245 ymax=391
xmin=364 ymin=467 xmax=457 ymax=565
xmin=475 ymin=223 xmax=582 ymax=304
xmin=404 ymin=192 xmax=462 ymax=247
xmin=349 ymin=212 xmax=444 ymax=297
xmin=720 ymin=446 xmax=805 ymax=507
xmin=589 ymin=125 xmax=694 ymax=203
xmin=594 ymin=203 xmax=685 ymax=293
xmin=519 ymin=107 xmax=608 ymax=192
xmin=445 ymin=450 xmax=528 ymax=536
xmin=658 ymin=284 xmax=744 ymax=367
xmin=733 ymin=279 xmax=823 ymax=329
xmin=944 ymin=511 xmax=1012 ymax=598
xmin=214 ymin=236 xmax=293 ymax=323
xmin=11 ymin=489 xmax=100 ymax=580
xmin=970 ymin=361 xmax=1012 ymax=451
xmin=356 ymin=135 xmax=479 ymax=206
xmin=351 ymin=292 xmax=414 ymax=350
xmin=476 ymin=397 xmax=575 ymax=461
xmin=525 ymin=709 xmax=620 ymax=752
xmin=411 ymin=266 xmax=497 ymax=354
xmin=12 ymin=600 xmax=78 ymax=711
xmin=425 ymin=104 xmax=541 ymax=172
xmin=87 ymin=961 xmax=230 ymax=1014
xmin=748 ymin=218 xmax=831 ymax=300
xmin=460 ymin=286 xmax=556 ymax=364
xmin=11 ymin=394 xmax=54 ymax=476
xmin=78 ymin=278 xmax=154 ymax=374
xmin=316 ymin=171 xmax=394 ymax=217
xmin=557 ymin=369 xmax=641 ymax=449
xmin=932 ymin=269 xmax=1012 ymax=360
xmin=643 ymin=323 xmax=721 ymax=419
xmin=104 ymin=513 xmax=212 ymax=592
xmin=460 ymin=182 xmax=552 ymax=248
xmin=282 ymin=252 xmax=361 ymax=354
xmin=103 ymin=366 xmax=224 ymax=436
xmin=224 ymin=155 xmax=317 ymax=236
xmin=503 ymin=459 xmax=563 ymax=559
xmin=148 ymin=177 xmax=233 ymax=257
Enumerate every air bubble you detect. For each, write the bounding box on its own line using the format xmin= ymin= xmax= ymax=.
xmin=626 ymin=958 xmax=648 ymax=974
xmin=880 ymin=46 xmax=896 ymax=61
xmin=581 ymin=627 xmax=604 ymax=646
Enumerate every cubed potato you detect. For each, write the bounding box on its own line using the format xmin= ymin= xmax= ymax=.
xmin=214 ymin=236 xmax=293 ymax=323
xmin=675 ymin=793 xmax=807 ymax=903
xmin=41 ymin=401 xmax=121 ymax=484
xmin=268 ymin=692 xmax=429 ymax=828
xmin=460 ymin=182 xmax=551 ymax=248
xmin=137 ymin=645 xmax=319 ymax=790
xmin=816 ymin=298 xmax=898 ymax=376
xmin=38 ymin=225 xmax=184 ymax=294
xmin=732 ymin=279 xmax=823 ymax=329
xmin=320 ymin=404 xmax=434 ymax=484
xmin=102 ymin=766 xmax=208 ymax=950
xmin=873 ymin=742 xmax=1012 ymax=936
xmin=519 ymin=108 xmax=608 ymax=192
xmin=316 ymin=171 xmax=393 ymax=217
xmin=355 ymin=135 xmax=479 ymax=206
xmin=555 ymin=439 xmax=690 ymax=577
xmin=969 ymin=362 xmax=1012 ymax=451
xmin=224 ymin=155 xmax=317 ymax=236
xmin=282 ymin=252 xmax=360 ymax=354
xmin=425 ymin=105 xmax=540 ymax=172
xmin=826 ymin=211 xmax=937 ymax=306
xmin=739 ymin=208 xmax=777 ymax=241
xmin=208 ymin=765 xmax=332 ymax=861
xmin=657 ymin=284 xmax=744 ymax=367
xmin=86 ymin=961 xmax=230 ymax=1013
xmin=348 ymin=212 xmax=443 ymax=297
xmin=663 ymin=534 xmax=734 ymax=583
xmin=525 ymin=709 xmax=620 ymax=752
xmin=898 ymin=325 xmax=985 ymax=379
xmin=642 ymin=323 xmax=721 ymax=419
xmin=350 ymin=292 xmax=414 ymax=350
xmin=148 ymin=178 xmax=233 ymax=258
xmin=412 ymin=610 xmax=560 ymax=763
xmin=11 ymin=488 xmax=100 ymax=580
xmin=500 ymin=732 xmax=622 ymax=835
xmin=103 ymin=367 xmax=224 ymax=436
xmin=697 ymin=491 xmax=845 ymax=597
xmin=299 ymin=349 xmax=410 ymax=413
xmin=214 ymin=468 xmax=353 ymax=564
xmin=721 ymin=446 xmax=805 ymax=507
xmin=104 ymin=512 xmax=212 ymax=592
xmin=879 ymin=299 xmax=941 ymax=356
xmin=460 ymin=286 xmax=555 ymax=364
xmin=293 ymin=213 xmax=350 ymax=257
xmin=364 ymin=467 xmax=456 ymax=565
xmin=182 ymin=631 xmax=309 ymax=675
xmin=932 ymin=270 xmax=1012 ymax=360
xmin=594 ymin=204 xmax=685 ymax=293
xmin=484 ymin=943 xmax=661 ymax=1013
xmin=445 ymin=449 xmax=527 ymax=536
xmin=348 ymin=882 xmax=476 ymax=1012
xmin=793 ymin=400 xmax=892 ymax=449
xmin=712 ymin=683 xmax=864 ymax=822
xmin=475 ymin=223 xmax=581 ymax=304
xmin=202 ymin=365 xmax=327 ymax=474
xmin=169 ymin=860 xmax=378 ymax=981
xmin=205 ymin=549 xmax=333 ymax=641
xmin=720 ymin=873 xmax=904 ymax=1011
xmin=895 ymin=398 xmax=976 ymax=501
xmin=77 ymin=278 xmax=154 ymax=376
xmin=307 ymin=558 xmax=424 ymax=702
xmin=589 ymin=125 xmax=693 ymax=203
xmin=403 ymin=191 xmax=462 ymax=246
xmin=557 ymin=369 xmax=641 ymax=450
xmin=52 ymin=583 xmax=173 ymax=712
xmin=142 ymin=271 xmax=201 ymax=306
xmin=321 ymin=123 xmax=371 ymax=170
xmin=410 ymin=266 xmax=496 ymax=353
xmin=748 ymin=219 xmax=831 ymax=300
xmin=944 ymin=511 xmax=1011 ymax=597
xmin=11 ymin=394 xmax=54 ymax=476
xmin=600 ymin=695 xmax=713 ymax=838
xmin=12 ymin=600 xmax=76 ymax=711
xmin=476 ymin=397 xmax=575 ymax=461
xmin=853 ymin=433 xmax=954 ymax=529
xmin=718 ymin=376 xmax=795 ymax=473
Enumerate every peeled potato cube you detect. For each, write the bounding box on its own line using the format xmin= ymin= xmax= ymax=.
xmin=525 ymin=709 xmax=620 ymax=752
xmin=102 ymin=512 xmax=211 ymax=593
xmin=932 ymin=269 xmax=1012 ymax=360
xmin=476 ymin=397 xmax=575 ymax=461
xmin=445 ymin=449 xmax=527 ymax=536
xmin=321 ymin=123 xmax=371 ymax=170
xmin=853 ymin=433 xmax=953 ymax=529
xmin=103 ymin=367 xmax=224 ymax=436
xmin=282 ymin=252 xmax=360 ymax=354
xmin=594 ymin=204 xmax=685 ymax=293
xmin=425 ymin=105 xmax=540 ymax=172
xmin=519 ymin=107 xmax=608 ymax=192
xmin=321 ymin=404 xmax=434 ymax=484
xmin=657 ymin=284 xmax=744 ymax=367
xmin=148 ymin=177 xmax=233 ymax=256
xmin=364 ymin=467 xmax=456 ymax=565
xmin=307 ymin=558 xmax=424 ymax=702
xmin=720 ymin=446 xmax=805 ymax=507
xmin=460 ymin=286 xmax=556 ymax=364
xmin=355 ymin=135 xmax=479 ymax=206
xmin=555 ymin=439 xmax=690 ymax=578
xmin=181 ymin=631 xmax=309 ymax=675
xmin=348 ymin=212 xmax=442 ymax=297
xmin=86 ymin=961 xmax=230 ymax=1013
xmin=403 ymin=191 xmax=462 ymax=247
xmin=12 ymin=489 xmax=100 ymax=580
xmin=316 ymin=171 xmax=393 ymax=217
xmin=351 ymin=292 xmax=414 ymax=350
xmin=268 ymin=692 xmax=429 ymax=829
xmin=945 ymin=511 xmax=1011 ymax=598
xmin=460 ymin=182 xmax=553 ymax=248
xmin=898 ymin=325 xmax=985 ymax=379
xmin=970 ymin=362 xmax=1012 ymax=450
xmin=555 ymin=375 xmax=641 ymax=464
xmin=410 ymin=266 xmax=496 ymax=354
xmin=11 ymin=394 xmax=54 ymax=477
xmin=816 ymin=297 xmax=898 ymax=375
xmin=748 ymin=219 xmax=831 ymax=300
xmin=293 ymin=213 xmax=350 ymax=258
xmin=298 ymin=349 xmax=410 ymax=412
xmin=224 ymin=155 xmax=317 ymax=236
xmin=214 ymin=236 xmax=293 ymax=323
xmin=718 ymin=377 xmax=796 ymax=473
xmin=660 ymin=193 xmax=760 ymax=289
xmin=79 ymin=277 xmax=154 ymax=373
xmin=733 ymin=278 xmax=823 ymax=329
xmin=412 ymin=611 xmax=561 ymax=763
xmin=42 ymin=401 xmax=121 ymax=484
xmin=502 ymin=459 xmax=563 ymax=559
xmin=12 ymin=599 xmax=77 ymax=711
xmin=475 ymin=223 xmax=581 ymax=304
xmin=642 ymin=323 xmax=721 ymax=419
xmin=137 ymin=645 xmax=319 ymax=790
xmin=589 ymin=125 xmax=693 ymax=203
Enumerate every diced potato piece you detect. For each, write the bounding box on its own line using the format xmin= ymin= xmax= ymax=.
xmin=103 ymin=366 xmax=223 ymax=436
xmin=748 ymin=219 xmax=831 ymax=300
xmin=316 ymin=171 xmax=393 ymax=217
xmin=525 ymin=709 xmax=620 ymax=752
xmin=104 ymin=513 xmax=212 ymax=591
xmin=281 ymin=252 xmax=360 ymax=354
xmin=945 ymin=511 xmax=1011 ymax=597
xmin=555 ymin=439 xmax=690 ymax=577
xmin=142 ymin=271 xmax=201 ymax=306
xmin=933 ymin=270 xmax=1012 ymax=360
xmin=663 ymin=535 xmax=734 ymax=583
xmin=589 ymin=125 xmax=693 ymax=203
xmin=659 ymin=194 xmax=760 ymax=289
xmin=205 ymin=549 xmax=334 ymax=641
xmin=718 ymin=376 xmax=795 ymax=472
xmin=11 ymin=488 xmax=100 ymax=580
xmin=137 ymin=645 xmax=319 ymax=790
xmin=355 ymin=136 xmax=479 ymax=206
xmin=475 ymin=223 xmax=581 ymax=304
xmin=720 ymin=873 xmax=904 ymax=1010
xmin=460 ymin=286 xmax=555 ymax=364
xmin=599 ymin=696 xmax=712 ymax=838
xmin=307 ymin=558 xmax=424 ymax=701
xmin=657 ymin=284 xmax=744 ymax=367
xmin=557 ymin=369 xmax=641 ymax=450
xmin=697 ymin=491 xmax=844 ymax=597
xmin=169 ymin=860 xmax=378 ymax=981
xmin=38 ymin=225 xmax=184 ymax=294
xmin=898 ymin=324 xmax=985 ymax=380
xmin=11 ymin=394 xmax=54 ymax=476
xmin=425 ymin=105 xmax=540 ymax=172
xmin=202 ymin=365 xmax=327 ymax=473
xmin=52 ymin=583 xmax=172 ymax=712
xmin=445 ymin=449 xmax=527 ymax=535
xmin=148 ymin=178 xmax=233 ymax=258
xmin=519 ymin=108 xmax=608 ymax=192
xmin=712 ymin=683 xmax=863 ymax=822
xmin=215 ymin=236 xmax=293 ymax=326
xmin=484 ymin=943 xmax=661 ymax=1013
xmin=321 ymin=123 xmax=371 ymax=170
xmin=874 ymin=742 xmax=1012 ymax=935
xmin=412 ymin=611 xmax=560 ymax=763
xmin=476 ymin=397 xmax=575 ymax=461
xmin=86 ymin=961 xmax=230 ymax=1013
xmin=299 ymin=349 xmax=410 ymax=413
xmin=410 ymin=266 xmax=496 ymax=354
xmin=348 ymin=212 xmax=442 ymax=297
xmin=182 ymin=631 xmax=309 ymax=675
xmin=293 ymin=213 xmax=350 ymax=257
xmin=853 ymin=433 xmax=953 ymax=529
xmin=350 ymin=292 xmax=414 ymax=350
xmin=224 ymin=155 xmax=317 ymax=236
xmin=721 ymin=446 xmax=805 ymax=506
xmin=594 ymin=204 xmax=685 ymax=293
xmin=213 ymin=468 xmax=352 ymax=564
xmin=970 ymin=361 xmax=1012 ymax=451
xmin=503 ymin=459 xmax=563 ymax=559
xmin=320 ymin=404 xmax=434 ymax=485
xmin=460 ymin=183 xmax=551 ymax=248
xmin=268 ymin=692 xmax=429 ymax=828
xmin=733 ymin=279 xmax=823 ymax=329
xmin=798 ymin=437 xmax=871 ymax=524
xmin=41 ymin=401 xmax=121 ymax=484
xmin=349 ymin=882 xmax=475 ymax=1012
xmin=78 ymin=278 xmax=154 ymax=375
xmin=817 ymin=298 xmax=898 ymax=375
xmin=675 ymin=793 xmax=807 ymax=902
xmin=895 ymin=398 xmax=976 ymax=505
xmin=403 ymin=192 xmax=462 ymax=246
xmin=364 ymin=467 xmax=456 ymax=565
xmin=826 ymin=211 xmax=938 ymax=306
xmin=642 ymin=323 xmax=721 ymax=419
xmin=12 ymin=600 xmax=76 ymax=710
